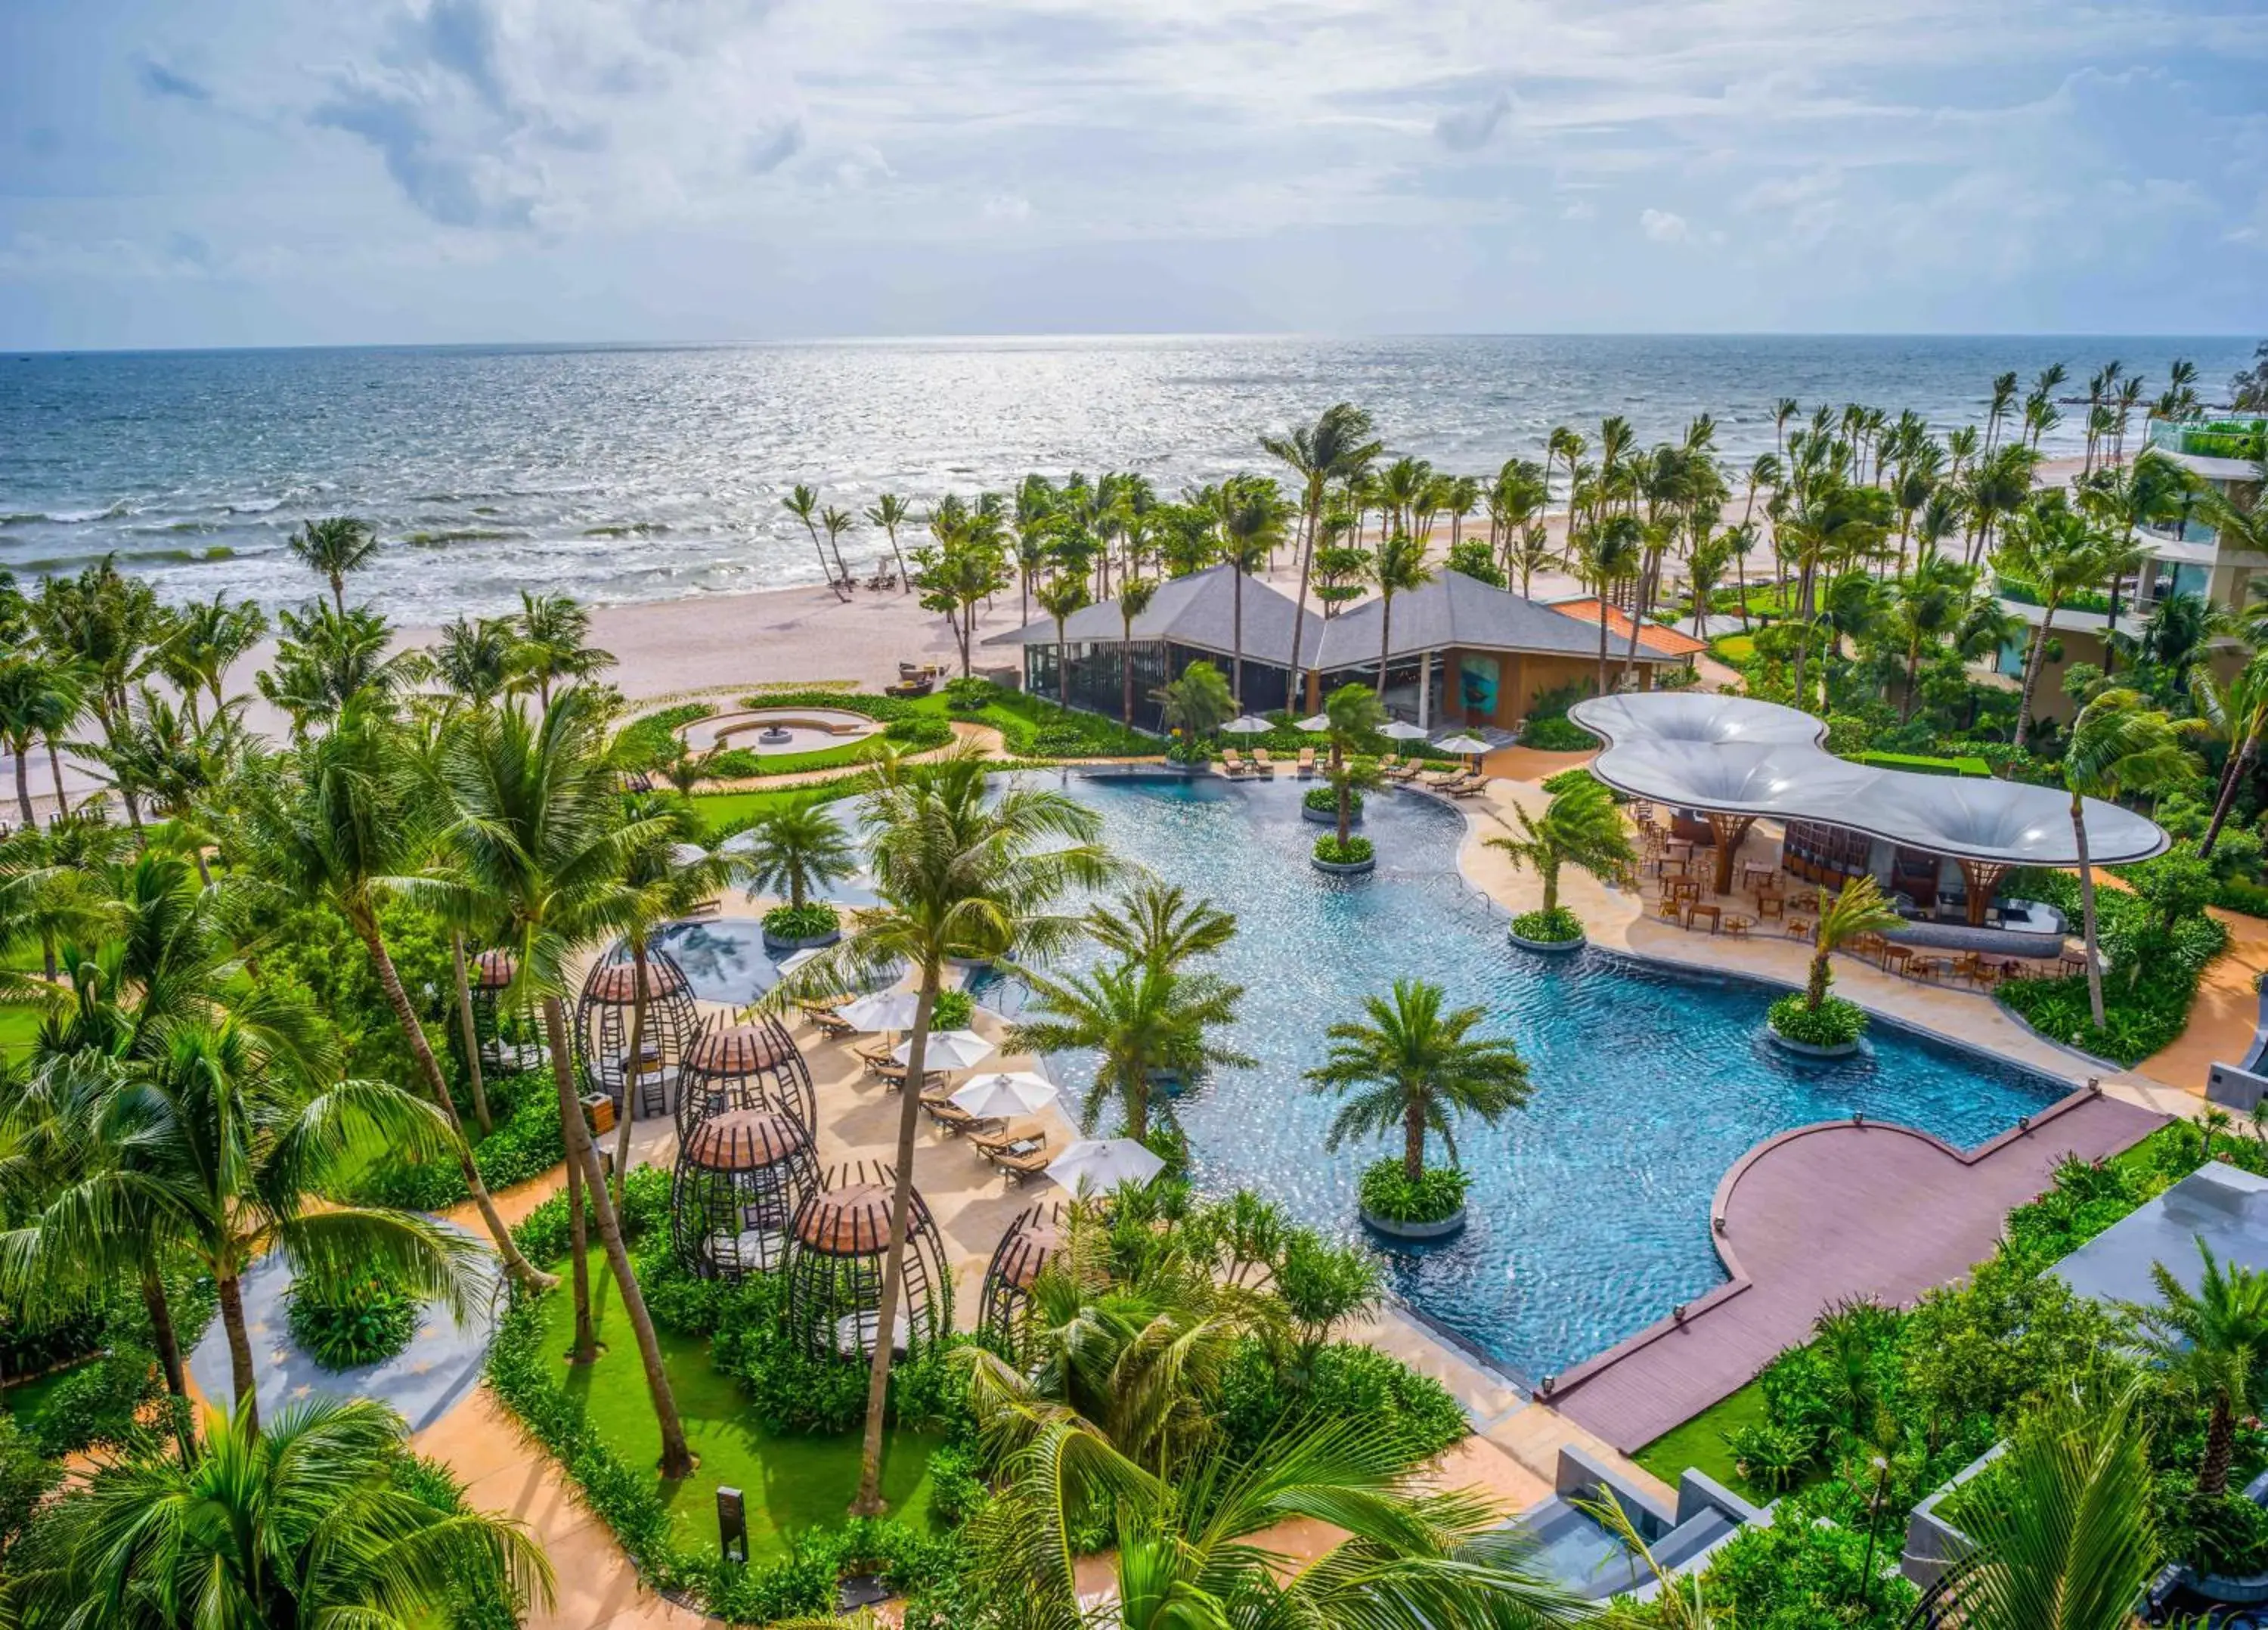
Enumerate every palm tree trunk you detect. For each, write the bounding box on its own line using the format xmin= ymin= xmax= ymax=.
xmin=217 ymin=1269 xmax=259 ymax=1435
xmin=2072 ymin=796 xmax=2106 ymax=1030
xmin=2204 ymin=1393 xmax=2237 ymax=1499
xmin=1376 ymin=592 xmax=1393 ymax=699
xmin=10 ymin=743 xmax=31 ymax=829
xmin=45 ymin=739 xmax=67 ymax=820
xmin=1403 ymin=1097 xmax=1426 ymax=1184
xmin=450 ymin=932 xmax=493 ymax=1136
xmin=1055 ymin=628 xmax=1070 ymax=709
xmin=1285 ymin=494 xmax=1318 ymax=699
xmin=544 ymin=995 xmax=694 ymax=1477
xmin=1807 ymin=950 xmax=1832 ymax=1009
xmin=2203 ymin=734 xmax=2258 ymax=857
xmin=140 ymin=1261 xmax=185 ymax=1400
xmin=885 ymin=525 xmax=909 ymax=594
xmin=1596 ymin=605 xmax=1610 ymax=699
xmin=2013 ymin=612 xmax=2055 ymax=750
xmin=853 ymin=975 xmax=939 ymax=1517
xmin=358 ymin=916 xmax=553 ymax=1294
xmin=1232 ymin=570 xmax=1245 ymax=711
xmin=546 ymin=1017 xmax=595 ymax=1362
xmin=612 ymin=943 xmax=648 ymax=1213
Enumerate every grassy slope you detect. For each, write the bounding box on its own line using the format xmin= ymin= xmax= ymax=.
xmin=1631 ymin=1375 xmax=1773 ymax=1502
xmin=537 ymin=1247 xmax=939 ymax=1562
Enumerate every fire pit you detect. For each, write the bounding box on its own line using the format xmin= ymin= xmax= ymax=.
xmin=756 ymin=727 xmax=792 ymax=745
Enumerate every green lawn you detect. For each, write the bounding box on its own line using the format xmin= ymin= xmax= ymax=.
xmin=1708 ymin=634 xmax=1756 ymax=665
xmin=0 ymin=1001 xmax=45 ymax=1059
xmin=0 ymin=1359 xmax=89 ymax=1433
xmin=1631 ymin=1375 xmax=1774 ymax=1503
xmin=692 ymin=776 xmax=872 ymax=835
xmin=537 ymin=1249 xmax=940 ymax=1561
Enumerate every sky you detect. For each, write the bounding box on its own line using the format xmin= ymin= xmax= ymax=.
xmin=1 ymin=0 xmax=2264 ymax=349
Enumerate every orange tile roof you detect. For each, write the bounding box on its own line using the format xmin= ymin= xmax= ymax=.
xmin=1548 ymin=600 xmax=1709 ymax=659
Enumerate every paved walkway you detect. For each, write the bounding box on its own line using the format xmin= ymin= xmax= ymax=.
xmin=2139 ymin=903 xmax=2268 ymax=1094
xmin=1544 ymin=1089 xmax=2164 ymax=1452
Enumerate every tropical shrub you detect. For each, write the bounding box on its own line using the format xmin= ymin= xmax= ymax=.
xmin=0 ymin=1415 xmax=58 ymax=1565
xmin=1215 ymin=1340 xmax=1467 ymax=1464
xmin=1511 ymin=906 xmax=1583 ymax=943
xmin=761 ymin=901 xmax=840 ymax=942
xmin=930 ymin=987 xmax=974 ymax=1030
xmin=615 ymin=703 xmax=714 ymax=770
xmin=343 ymin=1069 xmax=562 ymax=1211
xmin=1304 ymin=782 xmax=1357 ymax=815
xmin=1520 ymin=714 xmax=1599 ymax=751
xmin=1998 ymin=863 xmax=2226 ymax=1064
xmin=18 ymin=1345 xmax=159 ymax=1459
xmin=1768 ymin=991 xmax=1866 ymax=1047
xmin=1312 ymin=833 xmax=1373 ymax=865
xmin=287 ymin=1273 xmax=420 ymax=1371
xmin=884 ymin=715 xmax=955 ymax=751
xmin=1357 ymin=1157 xmax=1467 ymax=1223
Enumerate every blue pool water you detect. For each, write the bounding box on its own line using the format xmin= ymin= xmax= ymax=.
xmin=999 ymin=770 xmax=2065 ymax=1383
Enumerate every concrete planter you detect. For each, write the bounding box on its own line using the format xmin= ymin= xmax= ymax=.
xmin=945 ymin=955 xmax=993 ymax=971
xmin=1766 ymin=1021 xmax=1862 ymax=1058
xmin=1302 ymin=801 xmax=1360 ymax=825
xmin=1311 ymin=854 xmax=1377 ymax=877
xmin=1508 ymin=927 xmax=1585 ymax=953
xmin=762 ymin=925 xmax=841 ymax=953
xmin=1362 ymin=1205 xmax=1467 ymax=1241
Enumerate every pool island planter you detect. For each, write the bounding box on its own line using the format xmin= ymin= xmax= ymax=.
xmin=1508 ymin=926 xmax=1586 ymax=954
xmin=1310 ymin=853 xmax=1377 ymax=876
xmin=1302 ymin=802 xmax=1361 ymax=826
xmin=1361 ymin=1205 xmax=1467 ymax=1241
xmin=1765 ymin=1022 xmax=1863 ymax=1059
xmin=762 ymin=925 xmax=842 ymax=953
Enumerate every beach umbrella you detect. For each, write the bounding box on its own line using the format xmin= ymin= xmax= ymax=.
xmin=950 ymin=1071 xmax=1058 ymax=1119
xmin=1432 ymin=733 xmax=1492 ymax=756
xmin=1379 ymin=720 xmax=1430 ymax=741
xmin=841 ymin=991 xmax=925 ymax=1031
xmin=1293 ymin=713 xmax=1331 ymax=732
xmin=1222 ymin=714 xmax=1274 ymax=735
xmin=893 ymin=1029 xmax=994 ymax=1070
xmin=1046 ymin=1138 xmax=1165 ymax=1195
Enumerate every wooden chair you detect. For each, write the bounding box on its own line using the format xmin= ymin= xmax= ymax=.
xmin=1296 ymin=748 xmax=1317 ymax=777
xmin=1656 ymin=897 xmax=1685 ymax=923
xmin=1785 ymin=919 xmax=1814 ymax=941
xmin=1219 ymin=748 xmax=1253 ymax=776
xmin=809 ymin=1009 xmax=857 ymax=1040
xmin=1721 ymin=913 xmax=1753 ymax=940
xmin=1250 ymin=749 xmax=1279 ymax=775
xmin=1880 ymin=944 xmax=1913 ymax=977
xmin=1756 ymin=891 xmax=1785 ymax=920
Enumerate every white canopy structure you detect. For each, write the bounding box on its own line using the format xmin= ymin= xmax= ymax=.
xmin=1569 ymin=693 xmax=2168 ymax=913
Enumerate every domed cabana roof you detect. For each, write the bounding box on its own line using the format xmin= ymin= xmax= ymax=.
xmin=462 ymin=947 xmax=542 ymax=1075
xmin=669 ymin=1108 xmax=818 ymax=1281
xmin=469 ymin=948 xmax=519 ymax=990
xmin=575 ymin=950 xmax=700 ymax=1120
xmin=978 ymin=1201 xmax=1065 ymax=1357
xmin=782 ymin=1164 xmax=952 ymax=1362
xmin=674 ymin=1015 xmax=814 ymax=1142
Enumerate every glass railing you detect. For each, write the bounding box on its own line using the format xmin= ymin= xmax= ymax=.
xmin=2139 ymin=516 xmax=2220 ymax=546
xmin=1994 ymin=574 xmax=2113 ymax=615
xmin=2147 ymin=417 xmax=2267 ymax=460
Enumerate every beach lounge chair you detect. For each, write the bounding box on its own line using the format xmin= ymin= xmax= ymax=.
xmin=1295 ymin=747 xmax=1316 ymax=777
xmin=1251 ymin=748 xmax=1278 ymax=775
xmin=871 ymin=1058 xmax=944 ymax=1093
xmin=808 ymin=1009 xmax=857 ymax=1040
xmin=1419 ymin=764 xmax=1464 ymax=786
xmin=855 ymin=1040 xmax=898 ymax=1075
xmin=974 ymin=1120 xmax=1054 ymax=1182
xmin=1378 ymin=752 xmax=1400 ymax=773
xmin=1219 ymin=749 xmax=1252 ymax=776
xmin=920 ymin=1085 xmax=993 ymax=1136
xmin=1381 ymin=758 xmax=1421 ymax=782
xmin=1446 ymin=776 xmax=1489 ymax=798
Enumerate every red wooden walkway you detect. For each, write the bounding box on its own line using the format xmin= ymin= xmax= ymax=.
xmin=1548 ymin=1086 xmax=2164 ymax=1453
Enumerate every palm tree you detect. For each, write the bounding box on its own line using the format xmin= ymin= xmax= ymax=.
xmin=1368 ymin=531 xmax=1433 ymax=699
xmin=1319 ymin=682 xmax=1385 ymax=847
xmin=257 ymin=603 xmax=430 ymax=736
xmin=798 ymin=745 xmax=1113 ymax=1515
xmin=1033 ymin=574 xmax=1090 ymax=711
xmin=864 ymin=492 xmax=913 ymax=593
xmin=1306 ymin=978 xmax=1531 ymax=1185
xmin=959 ymin=1414 xmax=1579 ymax=1628
xmin=236 ymin=712 xmax=553 ymax=1294
xmin=1114 ymin=576 xmax=1157 ymax=727
xmin=2121 ymin=1240 xmax=2268 ymax=1498
xmin=424 ymin=689 xmax=697 ymax=1474
xmin=1084 ymin=879 xmax=1235 ymax=967
xmin=1798 ymin=875 xmax=1902 ymax=1015
xmin=2194 ymin=659 xmax=2268 ymax=857
xmin=2063 ymin=689 xmax=2193 ymax=1029
xmin=1150 ymin=660 xmax=1234 ymax=751
xmin=1010 ymin=958 xmax=1251 ymax=1142
xmin=1216 ymin=477 xmax=1287 ymax=709
xmin=1581 ymin=517 xmax=1644 ymax=696
xmin=508 ymin=592 xmax=612 ymax=708
xmin=0 ymin=654 xmax=68 ymax=828
xmin=1485 ymin=777 xmax=1634 ymax=928
xmin=157 ymin=590 xmax=267 ymax=727
xmin=430 ymin=613 xmax=518 ymax=706
xmin=785 ymin=482 xmax=850 ymax=600
xmin=2 ymin=1394 xmax=553 ymax=1628
xmin=287 ymin=517 xmax=379 ymax=615
xmin=739 ymin=796 xmax=858 ymax=913
xmin=1507 ymin=522 xmax=1556 ymax=598
xmin=1262 ymin=404 xmax=1383 ymax=698
xmin=5 ymin=1018 xmax=481 ymax=1436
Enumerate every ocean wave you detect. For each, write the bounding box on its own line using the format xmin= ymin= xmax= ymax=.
xmin=405 ymin=528 xmax=522 ymax=546
xmin=581 ymin=522 xmax=671 ymax=538
xmin=36 ymin=500 xmax=134 ymax=523
xmin=225 ymin=498 xmax=284 ymax=515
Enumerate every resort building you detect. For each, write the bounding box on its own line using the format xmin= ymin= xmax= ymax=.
xmin=1998 ymin=416 xmax=2266 ymax=721
xmin=984 ymin=563 xmax=1690 ymax=733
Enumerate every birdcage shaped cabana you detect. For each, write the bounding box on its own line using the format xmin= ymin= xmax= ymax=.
xmin=669 ymin=1108 xmax=819 ymax=1281
xmin=466 ymin=949 xmax=546 ymax=1076
xmin=575 ymin=953 xmax=699 ymax=1119
xmin=978 ymin=1201 xmax=1065 ymax=1357
xmin=674 ymin=1014 xmax=814 ymax=1142
xmin=783 ymin=1163 xmax=952 ymax=1362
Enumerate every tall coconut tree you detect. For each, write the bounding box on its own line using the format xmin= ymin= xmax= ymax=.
xmin=156 ymin=590 xmax=268 ymax=727
xmin=1318 ymin=683 xmax=1385 ymax=848
xmin=1114 ymin=576 xmax=1158 ymax=727
xmin=1485 ymin=777 xmax=1634 ymax=931
xmin=2062 ymin=689 xmax=2194 ymax=1030
xmin=864 ymin=492 xmax=915 ymax=594
xmin=1368 ymin=531 xmax=1433 ymax=700
xmin=1581 ymin=517 xmax=1644 ymax=696
xmin=792 ymin=744 xmax=1113 ymax=1516
xmin=1034 ymin=573 xmax=1090 ymax=711
xmin=423 ymin=688 xmax=697 ymax=1474
xmin=430 ymin=614 xmax=518 ymax=707
xmin=1 ymin=1394 xmax=553 ymax=1628
xmin=287 ymin=517 xmax=380 ymax=615
xmin=1216 ymin=477 xmax=1287 ymax=710
xmin=507 ymin=592 xmax=612 ymax=708
xmin=785 ymin=483 xmax=850 ymax=600
xmin=1305 ymin=978 xmax=1531 ymax=1185
xmin=1261 ymin=404 xmax=1383 ymax=698
xmin=1083 ymin=879 xmax=1235 ymax=968
xmin=234 ymin=711 xmax=553 ymax=1294
xmin=2121 ymin=1241 xmax=2268 ymax=1499
xmin=2193 ymin=658 xmax=2268 ymax=857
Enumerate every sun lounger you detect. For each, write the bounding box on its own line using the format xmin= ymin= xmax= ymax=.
xmin=1295 ymin=747 xmax=1316 ymax=777
xmin=985 ymin=1140 xmax=1055 ymax=1183
xmin=870 ymin=1058 xmax=944 ymax=1093
xmin=1446 ymin=776 xmax=1489 ymax=798
xmin=1219 ymin=749 xmax=1252 ymax=776
xmin=808 ymin=1010 xmax=857 ymax=1040
xmin=971 ymin=1117 xmax=1046 ymax=1154
xmin=1383 ymin=759 xmax=1424 ymax=782
xmin=1378 ymin=753 xmax=1400 ymax=772
xmin=1251 ymin=748 xmax=1278 ymax=775
xmin=920 ymin=1089 xmax=993 ymax=1136
xmin=855 ymin=1040 xmax=898 ymax=1074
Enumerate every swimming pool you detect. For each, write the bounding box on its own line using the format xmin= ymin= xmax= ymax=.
xmin=998 ymin=770 xmax=2065 ymax=1383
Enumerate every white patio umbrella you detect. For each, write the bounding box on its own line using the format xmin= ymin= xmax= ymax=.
xmin=1379 ymin=720 xmax=1430 ymax=741
xmin=841 ymin=991 xmax=925 ymax=1032
xmin=950 ymin=1071 xmax=1058 ymax=1119
xmin=1433 ymin=733 xmax=1492 ymax=756
xmin=1222 ymin=714 xmax=1274 ymax=735
xmin=773 ymin=947 xmax=827 ymax=977
xmin=1293 ymin=713 xmax=1331 ymax=732
xmin=1046 ymin=1138 xmax=1165 ymax=1195
xmin=893 ymin=1029 xmax=994 ymax=1071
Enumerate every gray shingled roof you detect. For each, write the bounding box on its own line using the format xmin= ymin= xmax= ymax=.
xmin=981 ymin=565 xmax=1321 ymax=665
xmin=1314 ymin=571 xmax=1683 ymax=668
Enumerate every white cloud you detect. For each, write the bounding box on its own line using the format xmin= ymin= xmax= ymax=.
xmin=1638 ymin=207 xmax=1690 ymax=243
xmin=981 ymin=191 xmax=1033 ymax=222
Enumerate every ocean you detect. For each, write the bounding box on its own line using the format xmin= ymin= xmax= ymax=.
xmin=0 ymin=334 xmax=2252 ymax=624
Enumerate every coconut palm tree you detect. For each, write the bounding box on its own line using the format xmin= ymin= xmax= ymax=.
xmin=507 ymin=592 xmax=612 ymax=708
xmin=1318 ymin=683 xmax=1385 ymax=848
xmin=1368 ymin=532 xmax=1433 ymax=700
xmin=287 ymin=517 xmax=380 ymax=615
xmin=1262 ymin=404 xmax=1383 ymax=696
xmin=2194 ymin=658 xmax=2268 ymax=857
xmin=1507 ymin=522 xmax=1556 ymax=598
xmin=959 ymin=1412 xmax=1580 ymax=1630
xmin=739 ymin=796 xmax=857 ymax=914
xmin=1114 ymin=576 xmax=1157 ymax=727
xmin=785 ymin=482 xmax=850 ymax=600
xmin=2121 ymin=1240 xmax=2268 ymax=1498
xmin=1925 ymin=1381 xmax=2156 ymax=1630
xmin=0 ymin=654 xmax=67 ymax=829
xmin=422 ymin=688 xmax=697 ymax=1474
xmin=234 ymin=711 xmax=553 ymax=1294
xmin=1033 ymin=573 xmax=1090 ymax=711
xmin=256 ymin=603 xmax=430 ymax=737
xmin=430 ymin=614 xmax=518 ymax=707
xmin=795 ymin=745 xmax=1114 ymax=1516
xmin=1306 ymin=978 xmax=1530 ymax=1185
xmin=157 ymin=590 xmax=267 ymax=727
xmin=1083 ymin=879 xmax=1235 ymax=968
xmin=2 ymin=1393 xmax=553 ymax=1628
xmin=1485 ymin=777 xmax=1634 ymax=931
xmin=1797 ymin=875 xmax=1902 ymax=1016
xmin=2064 ymin=689 xmax=2194 ymax=1029
xmin=1580 ymin=517 xmax=1644 ymax=696
xmin=1216 ymin=476 xmax=1288 ymax=710
xmin=863 ymin=493 xmax=914 ymax=593
xmin=1011 ymin=951 xmax=1250 ymax=1144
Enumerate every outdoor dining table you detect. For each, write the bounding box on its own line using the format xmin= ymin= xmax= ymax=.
xmin=1665 ymin=838 xmax=1695 ymax=862
xmin=1740 ymin=861 xmax=1777 ymax=890
xmin=1756 ymin=892 xmax=1785 ymax=919
xmin=1687 ymin=903 xmax=1721 ymax=934
xmin=1880 ymin=944 xmax=1913 ymax=975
